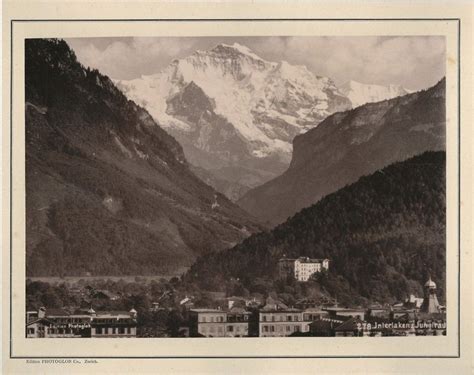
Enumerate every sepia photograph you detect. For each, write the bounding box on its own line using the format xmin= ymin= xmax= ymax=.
xmin=3 ymin=2 xmax=473 ymax=373
xmin=24 ymin=35 xmax=447 ymax=339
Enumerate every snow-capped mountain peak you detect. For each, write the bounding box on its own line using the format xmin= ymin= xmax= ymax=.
xmin=211 ymin=42 xmax=267 ymax=63
xmin=340 ymin=80 xmax=412 ymax=108
xmin=115 ymin=44 xmax=353 ymax=200
xmin=117 ymin=44 xmax=350 ymax=153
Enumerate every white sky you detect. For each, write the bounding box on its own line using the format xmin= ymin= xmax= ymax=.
xmin=66 ymin=36 xmax=445 ymax=91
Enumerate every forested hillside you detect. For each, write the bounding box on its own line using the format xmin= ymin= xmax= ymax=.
xmin=239 ymin=79 xmax=445 ymax=225
xmin=25 ymin=39 xmax=263 ymax=276
xmin=186 ymin=152 xmax=446 ymax=305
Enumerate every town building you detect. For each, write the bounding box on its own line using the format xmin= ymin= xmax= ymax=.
xmin=333 ymin=317 xmax=367 ymax=337
xmin=189 ymin=307 xmax=251 ymax=337
xmin=26 ymin=307 xmax=91 ymax=338
xmin=26 ymin=317 xmax=57 ymax=338
xmin=390 ymin=307 xmax=417 ymax=320
xmin=90 ymin=308 xmax=138 ymax=338
xmin=405 ymin=294 xmax=424 ymax=309
xmin=26 ymin=307 xmax=137 ymax=338
xmin=324 ymin=307 xmax=366 ymax=321
xmin=368 ymin=305 xmax=391 ymax=319
xmin=179 ymin=296 xmax=195 ymax=310
xmin=278 ymin=257 xmax=329 ymax=282
xmin=420 ymin=277 xmax=441 ymax=314
xmin=189 ymin=309 xmax=228 ymax=337
xmin=309 ymin=319 xmax=339 ymax=336
xmin=226 ymin=296 xmax=247 ymax=309
xmin=225 ymin=307 xmax=251 ymax=337
xmin=295 ymin=298 xmax=320 ymax=310
xmin=258 ymin=297 xmax=311 ymax=337
xmin=302 ymin=307 xmax=329 ymax=322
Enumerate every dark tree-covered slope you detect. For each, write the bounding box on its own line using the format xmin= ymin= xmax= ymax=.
xmin=25 ymin=39 xmax=263 ymax=277
xmin=239 ymin=79 xmax=445 ymax=226
xmin=187 ymin=152 xmax=446 ymax=305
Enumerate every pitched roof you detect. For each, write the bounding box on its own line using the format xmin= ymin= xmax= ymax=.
xmin=303 ymin=308 xmax=328 ymax=314
xmin=45 ymin=308 xmax=70 ymax=316
xmin=227 ymin=307 xmax=250 ymax=314
xmin=26 ymin=317 xmax=54 ymax=326
xmin=325 ymin=307 xmax=365 ymax=312
xmin=309 ymin=320 xmax=336 ymax=331
xmin=296 ymin=257 xmax=328 ymax=263
xmin=95 ymin=311 xmax=131 ymax=317
xmin=190 ymin=308 xmax=225 ymax=313
xmin=334 ymin=317 xmax=364 ymax=331
xmin=261 ymin=296 xmax=290 ymax=311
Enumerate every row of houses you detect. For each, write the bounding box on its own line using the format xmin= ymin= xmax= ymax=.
xmin=26 ymin=276 xmax=445 ymax=338
xmin=190 ymin=296 xmax=446 ymax=338
xmin=26 ymin=307 xmax=138 ymax=338
xmin=189 ymin=277 xmax=446 ymax=337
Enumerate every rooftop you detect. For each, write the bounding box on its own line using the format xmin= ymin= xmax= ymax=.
xmin=303 ymin=308 xmax=328 ymax=314
xmin=26 ymin=318 xmax=54 ymax=327
xmin=190 ymin=308 xmax=225 ymax=313
xmin=296 ymin=257 xmax=328 ymax=263
xmin=425 ymin=277 xmax=437 ymax=288
xmin=279 ymin=257 xmax=329 ymax=264
xmin=94 ymin=311 xmax=133 ymax=317
xmin=334 ymin=317 xmax=364 ymax=331
xmin=45 ymin=308 xmax=70 ymax=316
xmin=324 ymin=307 xmax=365 ymax=312
xmin=260 ymin=307 xmax=302 ymax=313
xmin=227 ymin=307 xmax=251 ymax=315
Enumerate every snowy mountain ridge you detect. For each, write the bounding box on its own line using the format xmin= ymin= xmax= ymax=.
xmin=340 ymin=80 xmax=412 ymax=108
xmin=116 ymin=43 xmax=350 ymax=159
xmin=114 ymin=43 xmax=415 ymax=200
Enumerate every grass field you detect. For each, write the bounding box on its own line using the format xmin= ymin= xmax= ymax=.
xmin=27 ymin=268 xmax=190 ymax=286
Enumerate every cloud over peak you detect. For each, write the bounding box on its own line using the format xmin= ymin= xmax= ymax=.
xmin=67 ymin=35 xmax=445 ymax=91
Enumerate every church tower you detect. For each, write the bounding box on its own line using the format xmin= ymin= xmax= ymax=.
xmin=420 ymin=276 xmax=440 ymax=314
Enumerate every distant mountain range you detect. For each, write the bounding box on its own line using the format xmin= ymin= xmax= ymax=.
xmin=340 ymin=80 xmax=412 ymax=108
xmin=116 ymin=43 xmax=414 ymax=201
xmin=238 ymin=78 xmax=445 ymax=226
xmin=187 ymin=151 xmax=446 ymax=306
xmin=25 ymin=39 xmax=263 ymax=277
xmin=115 ymin=43 xmax=349 ymax=199
xmin=26 ymin=38 xmax=445 ymax=284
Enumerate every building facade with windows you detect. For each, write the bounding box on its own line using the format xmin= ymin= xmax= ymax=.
xmin=303 ymin=308 xmax=329 ymax=322
xmin=278 ymin=257 xmax=330 ymax=281
xmin=26 ymin=307 xmax=91 ymax=338
xmin=189 ymin=309 xmax=227 ymax=337
xmin=225 ymin=307 xmax=250 ymax=337
xmin=90 ymin=309 xmax=137 ymax=338
xmin=189 ymin=308 xmax=250 ymax=337
xmin=259 ymin=308 xmax=310 ymax=337
xmin=26 ymin=307 xmax=137 ymax=338
xmin=258 ymin=297 xmax=311 ymax=337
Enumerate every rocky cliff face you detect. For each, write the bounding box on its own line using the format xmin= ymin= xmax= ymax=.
xmin=238 ymin=78 xmax=445 ymax=225
xmin=25 ymin=39 xmax=263 ymax=277
xmin=115 ymin=43 xmax=351 ymax=200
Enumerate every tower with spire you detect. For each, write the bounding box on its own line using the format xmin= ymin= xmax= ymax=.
xmin=420 ymin=276 xmax=440 ymax=314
